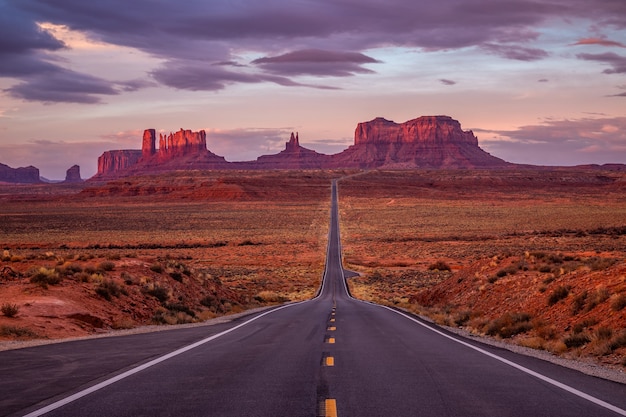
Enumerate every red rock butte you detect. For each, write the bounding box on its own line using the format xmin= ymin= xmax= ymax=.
xmin=91 ymin=115 xmax=510 ymax=179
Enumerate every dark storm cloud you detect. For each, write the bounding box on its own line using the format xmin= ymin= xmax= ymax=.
xmin=252 ymin=50 xmax=380 ymax=77
xmin=577 ymin=52 xmax=626 ymax=74
xmin=3 ymin=0 xmax=626 ymax=101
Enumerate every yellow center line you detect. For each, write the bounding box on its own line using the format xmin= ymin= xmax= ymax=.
xmin=325 ymin=356 xmax=335 ymax=366
xmin=327 ymin=326 xmax=336 ymax=331
xmin=327 ymin=337 xmax=335 ymax=344
xmin=330 ymin=318 xmax=335 ymax=322
xmin=325 ymin=399 xmax=338 ymax=417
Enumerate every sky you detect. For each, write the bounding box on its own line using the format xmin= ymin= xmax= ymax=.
xmin=0 ymin=0 xmax=625 ymax=179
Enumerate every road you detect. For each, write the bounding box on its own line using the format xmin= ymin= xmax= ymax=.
xmin=2 ymin=180 xmax=625 ymax=416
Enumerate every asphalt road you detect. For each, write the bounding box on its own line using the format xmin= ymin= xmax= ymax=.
xmin=2 ymin=180 xmax=625 ymax=416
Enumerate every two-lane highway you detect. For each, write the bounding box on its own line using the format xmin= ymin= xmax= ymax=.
xmin=1 ymin=180 xmax=625 ymax=416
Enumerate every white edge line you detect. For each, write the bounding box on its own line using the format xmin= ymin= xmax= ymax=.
xmin=332 ymin=180 xmax=625 ymax=416
xmin=25 ymin=182 xmax=341 ymax=416
xmin=374 ymin=303 xmax=626 ymax=416
xmin=22 ymin=302 xmax=306 ymax=417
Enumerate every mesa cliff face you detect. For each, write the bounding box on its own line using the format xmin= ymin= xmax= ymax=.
xmin=64 ymin=165 xmax=83 ymax=183
xmin=92 ymin=116 xmax=510 ymax=179
xmin=93 ymin=128 xmax=228 ymax=179
xmin=97 ymin=150 xmax=143 ymax=177
xmin=0 ymin=163 xmax=40 ymax=183
xmin=354 ymin=116 xmax=478 ymax=146
xmin=332 ymin=116 xmax=507 ymax=169
xmin=252 ymin=132 xmax=330 ymax=169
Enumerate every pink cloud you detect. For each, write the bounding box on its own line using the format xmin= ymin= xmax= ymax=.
xmin=572 ymin=37 xmax=626 ymax=48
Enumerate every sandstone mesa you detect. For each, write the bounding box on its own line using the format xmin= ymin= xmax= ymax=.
xmin=93 ymin=115 xmax=508 ymax=179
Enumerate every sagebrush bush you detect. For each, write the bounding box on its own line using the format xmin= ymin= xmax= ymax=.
xmin=150 ymin=263 xmax=163 ymax=273
xmin=611 ymin=294 xmax=626 ymax=312
xmin=609 ymin=331 xmax=626 ymax=351
xmin=29 ymin=267 xmax=62 ymax=288
xmin=0 ymin=325 xmax=38 ymax=338
xmin=144 ymin=285 xmax=169 ymax=302
xmin=563 ymin=333 xmax=590 ymax=348
xmin=428 ymin=261 xmax=451 ymax=272
xmin=95 ymin=279 xmax=125 ymax=301
xmin=485 ymin=312 xmax=533 ymax=338
xmin=1 ymin=303 xmax=19 ymax=318
xmin=98 ymin=261 xmax=115 ymax=272
xmin=547 ymin=286 xmax=569 ymax=306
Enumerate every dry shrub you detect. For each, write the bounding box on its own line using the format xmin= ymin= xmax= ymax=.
xmin=547 ymin=286 xmax=569 ymax=306
xmin=484 ymin=312 xmax=533 ymax=338
xmin=29 ymin=267 xmax=62 ymax=288
xmin=563 ymin=333 xmax=591 ymax=348
xmin=98 ymin=261 xmax=115 ymax=272
xmin=111 ymin=318 xmax=135 ymax=330
xmin=95 ymin=279 xmax=125 ymax=301
xmin=152 ymin=309 xmax=195 ymax=325
xmin=609 ymin=330 xmax=626 ymax=351
xmin=254 ymin=291 xmax=288 ymax=303
xmin=428 ymin=261 xmax=451 ymax=272
xmin=1 ymin=303 xmax=19 ymax=318
xmin=0 ymin=325 xmax=38 ymax=338
xmin=611 ymin=293 xmax=626 ymax=312
xmin=452 ymin=310 xmax=472 ymax=326
xmin=571 ymin=290 xmax=588 ymax=315
xmin=519 ymin=336 xmax=546 ymax=350
xmin=143 ymin=284 xmax=169 ymax=302
xmin=586 ymin=287 xmax=609 ymax=310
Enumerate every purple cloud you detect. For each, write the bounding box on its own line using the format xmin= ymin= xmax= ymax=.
xmin=439 ymin=79 xmax=457 ymax=85
xmin=577 ymin=52 xmax=626 ymax=74
xmin=2 ymin=0 xmax=625 ymax=102
xmin=252 ymin=49 xmax=380 ymax=76
xmin=152 ymin=59 xmax=337 ymax=91
xmin=116 ymin=79 xmax=157 ymax=92
xmin=481 ymin=43 xmax=549 ymax=61
xmin=5 ymin=69 xmax=119 ymax=103
xmin=204 ymin=128 xmax=293 ymax=161
xmin=480 ymin=117 xmax=626 ymax=165
xmin=572 ymin=37 xmax=626 ymax=48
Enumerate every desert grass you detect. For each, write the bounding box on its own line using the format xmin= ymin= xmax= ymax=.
xmin=339 ymin=170 xmax=626 ymax=365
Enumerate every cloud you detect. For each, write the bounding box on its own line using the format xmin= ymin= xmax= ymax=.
xmin=3 ymin=0 xmax=625 ymax=102
xmin=577 ymin=52 xmax=626 ymax=74
xmin=480 ymin=117 xmax=626 ymax=165
xmin=252 ymin=49 xmax=380 ymax=77
xmin=5 ymin=68 xmax=119 ymax=103
xmin=204 ymin=128 xmax=294 ymax=161
xmin=481 ymin=43 xmax=549 ymax=61
xmin=116 ymin=79 xmax=157 ymax=92
xmin=439 ymin=79 xmax=456 ymax=85
xmin=572 ymin=37 xmax=626 ymax=48
xmin=151 ymin=59 xmax=337 ymax=91
xmin=0 ymin=138 xmax=133 ymax=179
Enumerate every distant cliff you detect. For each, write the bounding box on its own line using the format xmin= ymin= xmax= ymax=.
xmin=331 ymin=116 xmax=508 ymax=169
xmin=253 ymin=132 xmax=330 ymax=169
xmin=97 ymin=150 xmax=142 ymax=178
xmin=0 ymin=163 xmax=40 ymax=183
xmin=91 ymin=116 xmax=511 ymax=178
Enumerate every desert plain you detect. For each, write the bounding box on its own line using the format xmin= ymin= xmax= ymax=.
xmin=1 ymin=168 xmax=625 ymax=369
